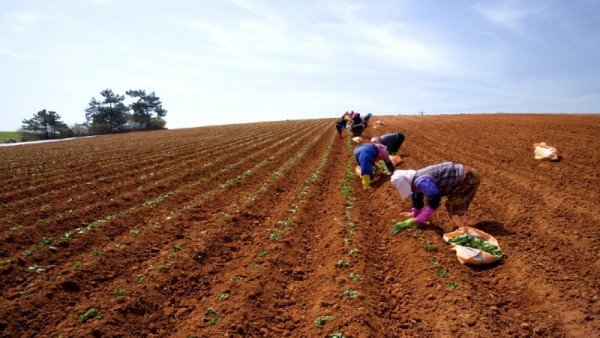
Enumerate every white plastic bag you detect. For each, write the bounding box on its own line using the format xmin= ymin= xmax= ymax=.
xmin=533 ymin=142 xmax=559 ymax=161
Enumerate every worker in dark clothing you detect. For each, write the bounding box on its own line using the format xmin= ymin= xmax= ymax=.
xmin=335 ymin=112 xmax=352 ymax=139
xmin=371 ymin=132 xmax=405 ymax=155
xmin=354 ymin=143 xmax=395 ymax=189
xmin=363 ymin=113 xmax=373 ymax=128
xmin=350 ymin=112 xmax=365 ymax=137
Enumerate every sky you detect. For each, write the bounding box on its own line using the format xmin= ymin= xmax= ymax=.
xmin=1 ymin=0 xmax=599 ymax=130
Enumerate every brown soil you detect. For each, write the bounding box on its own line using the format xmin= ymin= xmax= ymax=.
xmin=0 ymin=114 xmax=598 ymax=337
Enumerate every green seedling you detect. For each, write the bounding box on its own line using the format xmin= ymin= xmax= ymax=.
xmin=448 ymin=233 xmax=505 ymax=258
xmin=136 ymin=274 xmax=146 ymax=284
xmin=173 ymin=245 xmax=182 ymax=251
xmin=219 ymin=292 xmax=231 ymax=300
xmin=114 ymin=288 xmax=127 ymax=297
xmin=343 ymin=289 xmax=358 ymax=298
xmin=340 ymin=184 xmax=351 ymax=196
xmin=250 ymin=262 xmax=261 ymax=269
xmin=424 ymin=245 xmax=438 ymax=252
xmin=257 ymin=250 xmax=271 ymax=258
xmin=348 ymin=273 xmax=362 ymax=282
xmin=73 ymin=261 xmax=81 ymax=268
xmin=202 ymin=307 xmax=220 ymax=324
xmin=27 ymin=265 xmax=45 ymax=273
xmin=330 ymin=332 xmax=345 ymax=338
xmin=41 ymin=237 xmax=55 ymax=245
xmin=269 ymin=231 xmax=280 ymax=241
xmin=315 ymin=315 xmax=337 ymax=326
xmin=322 ymin=275 xmax=331 ymax=281
xmin=348 ymin=248 xmax=359 ymax=255
xmin=427 ymin=257 xmax=439 ymax=264
xmin=1 ymin=257 xmax=16 ymax=264
xmin=19 ymin=288 xmax=31 ymax=296
xmin=436 ymin=268 xmax=450 ymax=278
xmin=91 ymin=249 xmax=102 ymax=256
xmin=337 ymin=259 xmax=351 ymax=268
xmin=391 ymin=218 xmax=414 ymax=234
xmin=78 ymin=308 xmax=100 ymax=323
xmin=448 ymin=281 xmax=458 ymax=289
xmin=61 ymin=232 xmax=73 ymax=240
xmin=277 ymin=220 xmax=294 ymax=227
xmin=22 ymin=250 xmax=34 ymax=256
xmin=10 ymin=226 xmax=23 ymax=232
xmin=155 ymin=263 xmax=169 ymax=271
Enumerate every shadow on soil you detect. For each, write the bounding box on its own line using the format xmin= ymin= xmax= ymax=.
xmin=472 ymin=221 xmax=516 ymax=237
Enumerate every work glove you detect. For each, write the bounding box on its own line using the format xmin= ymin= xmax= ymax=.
xmin=414 ymin=206 xmax=435 ymax=223
xmin=361 ymin=174 xmax=371 ymax=189
xmin=385 ymin=161 xmax=395 ymax=173
xmin=411 ymin=208 xmax=421 ymax=217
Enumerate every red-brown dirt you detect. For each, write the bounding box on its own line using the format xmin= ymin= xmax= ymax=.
xmin=0 ymin=114 xmax=598 ymax=337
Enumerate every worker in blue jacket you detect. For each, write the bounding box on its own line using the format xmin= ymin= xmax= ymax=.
xmin=354 ymin=143 xmax=395 ymax=189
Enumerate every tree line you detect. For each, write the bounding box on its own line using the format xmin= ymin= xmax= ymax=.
xmin=19 ymin=89 xmax=167 ymax=141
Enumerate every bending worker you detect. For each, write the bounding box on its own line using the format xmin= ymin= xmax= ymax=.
xmin=371 ymin=132 xmax=405 ymax=155
xmin=354 ymin=143 xmax=395 ymax=189
xmin=335 ymin=112 xmax=352 ymax=139
xmin=391 ymin=162 xmax=481 ymax=228
xmin=350 ymin=112 xmax=365 ymax=137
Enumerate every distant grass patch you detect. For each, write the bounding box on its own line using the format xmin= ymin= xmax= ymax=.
xmin=0 ymin=131 xmax=20 ymax=142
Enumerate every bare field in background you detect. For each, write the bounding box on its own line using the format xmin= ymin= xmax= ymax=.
xmin=1 ymin=114 xmax=599 ymax=337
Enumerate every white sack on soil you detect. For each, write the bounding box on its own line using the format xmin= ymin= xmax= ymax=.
xmin=533 ymin=142 xmax=559 ymax=161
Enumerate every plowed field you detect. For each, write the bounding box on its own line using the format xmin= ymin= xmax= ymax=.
xmin=1 ymin=114 xmax=599 ymax=337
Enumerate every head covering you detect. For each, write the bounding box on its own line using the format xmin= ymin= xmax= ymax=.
xmin=370 ymin=136 xmax=381 ymax=144
xmin=366 ymin=112 xmax=372 ymax=117
xmin=391 ymin=170 xmax=416 ymax=199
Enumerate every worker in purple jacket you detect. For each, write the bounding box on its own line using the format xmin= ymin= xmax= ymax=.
xmin=391 ymin=162 xmax=481 ymax=228
xmin=354 ymin=143 xmax=395 ymax=189
xmin=371 ymin=132 xmax=405 ymax=155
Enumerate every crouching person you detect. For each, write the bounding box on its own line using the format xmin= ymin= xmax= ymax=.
xmin=371 ymin=132 xmax=405 ymax=155
xmin=354 ymin=143 xmax=395 ymax=189
xmin=391 ymin=162 xmax=481 ymax=228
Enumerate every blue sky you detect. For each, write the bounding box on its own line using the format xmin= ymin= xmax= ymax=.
xmin=1 ymin=0 xmax=599 ymax=130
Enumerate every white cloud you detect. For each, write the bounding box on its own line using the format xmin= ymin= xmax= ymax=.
xmin=179 ymin=20 xmax=239 ymax=55
xmin=351 ymin=22 xmax=452 ymax=74
xmin=0 ymin=48 xmax=20 ymax=57
xmin=474 ymin=2 xmax=534 ymax=33
xmin=5 ymin=10 xmax=39 ymax=33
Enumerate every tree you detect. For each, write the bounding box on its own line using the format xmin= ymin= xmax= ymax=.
xmin=70 ymin=123 xmax=89 ymax=137
xmin=126 ymin=90 xmax=167 ymax=130
xmin=85 ymin=89 xmax=129 ymax=134
xmin=21 ymin=109 xmax=69 ymax=140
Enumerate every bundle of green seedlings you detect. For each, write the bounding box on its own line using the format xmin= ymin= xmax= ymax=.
xmin=391 ymin=218 xmax=414 ymax=234
xmin=448 ymin=233 xmax=504 ymax=258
